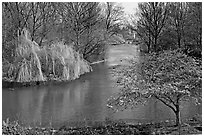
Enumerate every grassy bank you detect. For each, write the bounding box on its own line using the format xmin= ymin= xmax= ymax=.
xmin=2 ymin=117 xmax=201 ymax=135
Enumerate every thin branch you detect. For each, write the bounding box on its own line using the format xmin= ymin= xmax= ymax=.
xmin=154 ymin=95 xmax=176 ymax=113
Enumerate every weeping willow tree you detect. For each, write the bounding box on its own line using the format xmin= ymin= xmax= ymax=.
xmin=3 ymin=28 xmax=92 ymax=83
xmin=43 ymin=41 xmax=92 ymax=80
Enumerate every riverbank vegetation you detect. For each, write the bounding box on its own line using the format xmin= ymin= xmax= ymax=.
xmin=2 ymin=2 xmax=125 ymax=84
xmin=2 ymin=28 xmax=92 ymax=83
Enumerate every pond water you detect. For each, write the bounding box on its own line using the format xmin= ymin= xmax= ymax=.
xmin=2 ymin=63 xmax=201 ymax=128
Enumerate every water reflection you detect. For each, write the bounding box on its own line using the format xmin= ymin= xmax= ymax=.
xmin=2 ymin=63 xmax=201 ymax=128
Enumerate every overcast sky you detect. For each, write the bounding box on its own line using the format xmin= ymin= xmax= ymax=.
xmin=121 ymin=2 xmax=138 ymax=15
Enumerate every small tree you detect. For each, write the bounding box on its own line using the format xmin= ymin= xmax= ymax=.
xmin=108 ymin=50 xmax=201 ymax=127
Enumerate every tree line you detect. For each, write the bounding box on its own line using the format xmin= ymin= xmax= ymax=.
xmin=130 ymin=2 xmax=201 ymax=57
xmin=2 ymin=2 xmax=124 ymax=63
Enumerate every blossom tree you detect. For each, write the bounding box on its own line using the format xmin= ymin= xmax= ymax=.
xmin=108 ymin=50 xmax=201 ymax=126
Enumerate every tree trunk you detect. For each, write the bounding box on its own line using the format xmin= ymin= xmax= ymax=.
xmin=175 ymin=106 xmax=181 ymax=134
xmin=39 ymin=37 xmax=44 ymax=47
xmin=147 ymin=44 xmax=150 ymax=53
xmin=148 ymin=28 xmax=151 ymax=53
xmin=175 ymin=108 xmax=181 ymax=127
xmin=177 ymin=33 xmax=181 ymax=49
xmin=148 ymin=34 xmax=151 ymax=53
xmin=154 ymin=35 xmax=157 ymax=52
